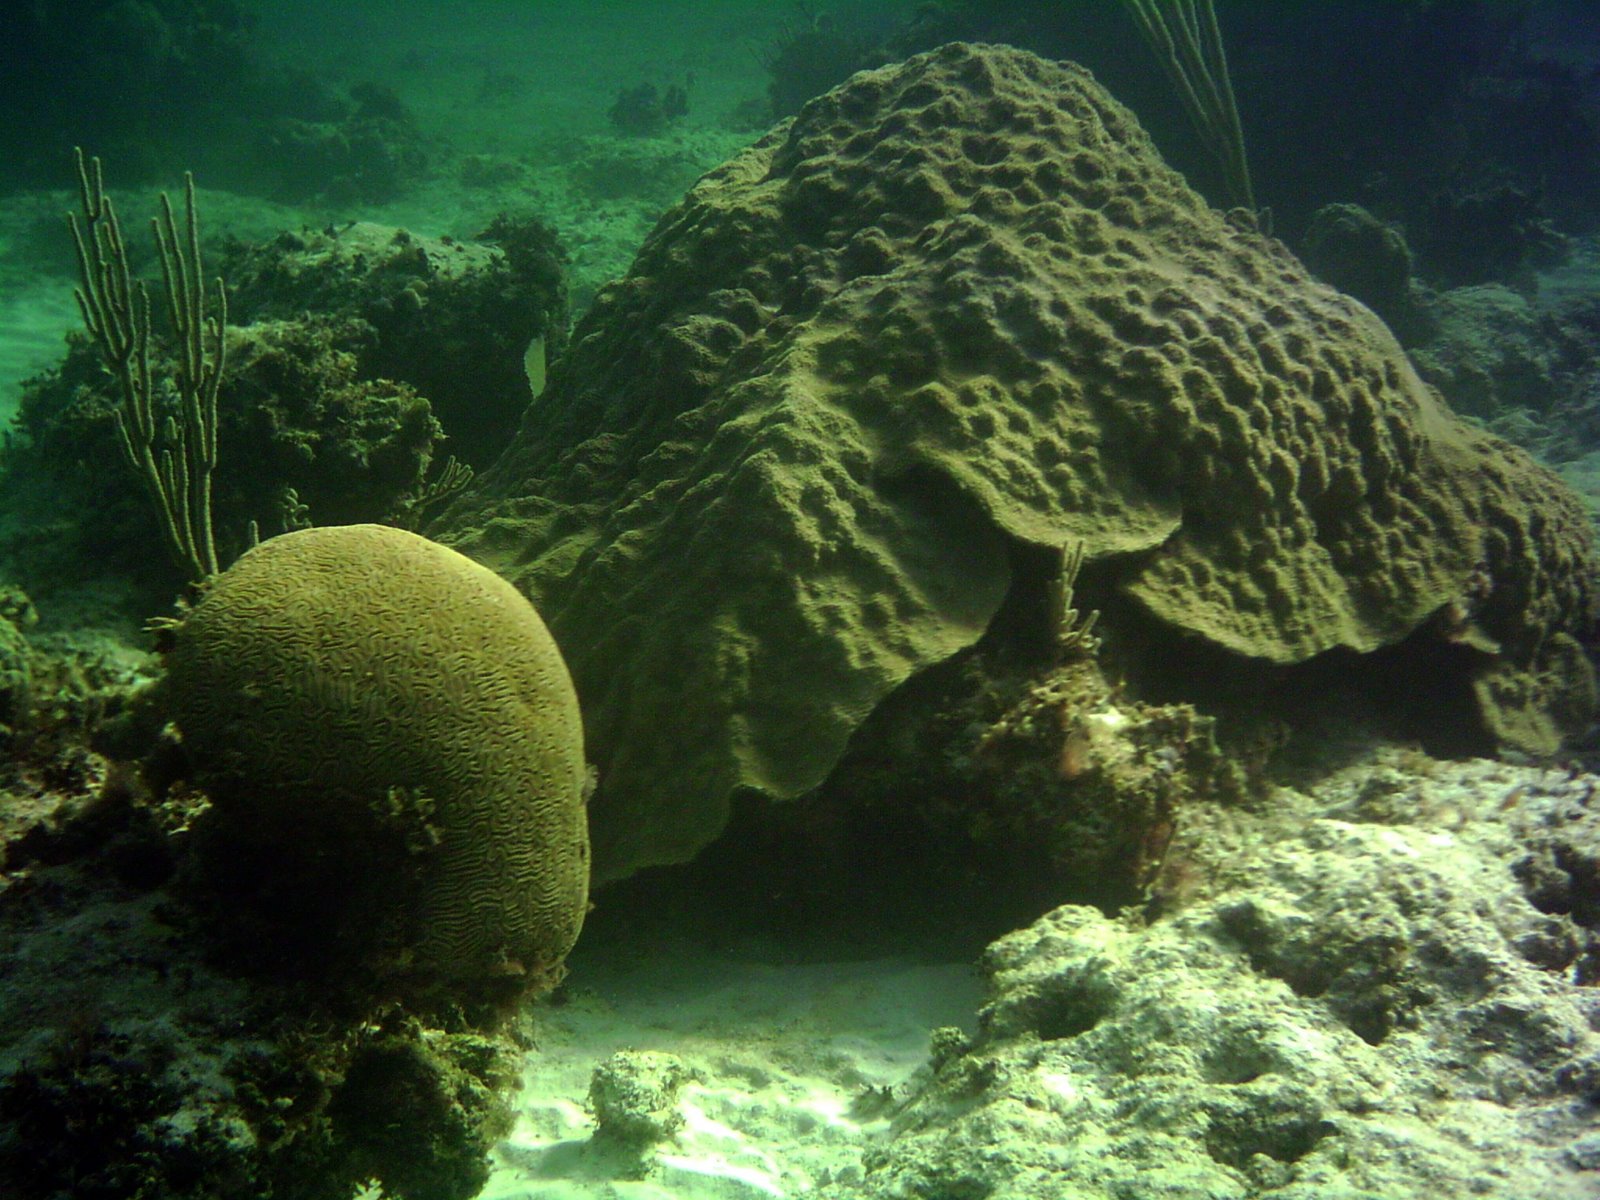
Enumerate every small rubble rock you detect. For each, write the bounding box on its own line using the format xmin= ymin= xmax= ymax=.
xmin=587 ymin=1049 xmax=696 ymax=1173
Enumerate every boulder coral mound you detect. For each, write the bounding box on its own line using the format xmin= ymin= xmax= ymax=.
xmin=435 ymin=42 xmax=1597 ymax=881
xmin=166 ymin=523 xmax=590 ymax=1004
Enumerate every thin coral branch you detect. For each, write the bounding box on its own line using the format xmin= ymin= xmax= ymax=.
xmin=68 ymin=148 xmax=223 ymax=582
xmin=1119 ymin=0 xmax=1256 ymax=215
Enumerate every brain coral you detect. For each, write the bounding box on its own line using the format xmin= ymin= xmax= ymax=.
xmin=167 ymin=523 xmax=589 ymax=998
xmin=434 ymin=43 xmax=1598 ymax=881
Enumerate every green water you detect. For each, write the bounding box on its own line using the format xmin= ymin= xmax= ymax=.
xmin=0 ymin=0 xmax=921 ymax=423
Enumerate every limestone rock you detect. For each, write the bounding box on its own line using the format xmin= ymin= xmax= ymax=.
xmin=843 ymin=756 xmax=1600 ymax=1200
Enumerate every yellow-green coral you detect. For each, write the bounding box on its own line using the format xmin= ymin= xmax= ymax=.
xmin=167 ymin=523 xmax=589 ymax=998
xmin=439 ymin=43 xmax=1597 ymax=882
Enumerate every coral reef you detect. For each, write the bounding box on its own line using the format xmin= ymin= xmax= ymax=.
xmin=0 ymin=615 xmax=30 ymax=734
xmin=606 ymin=81 xmax=691 ymax=137
xmin=4 ymin=215 xmax=565 ymax=604
xmin=222 ymin=217 xmax=568 ymax=469
xmin=0 ymin=2 xmax=435 ymax=205
xmin=0 ymin=821 xmax=520 ymax=1200
xmin=1423 ymin=180 xmax=1572 ymax=291
xmin=256 ymin=82 xmax=429 ymax=204
xmin=166 ymin=524 xmax=590 ymax=1008
xmin=1390 ymin=245 xmax=1600 ymax=477
xmin=0 ymin=0 xmax=259 ymax=190
xmin=1409 ymin=284 xmax=1562 ymax=423
xmin=758 ymin=7 xmax=885 ymax=119
xmin=6 ymin=317 xmax=441 ymax=591
xmin=436 ymin=42 xmax=1598 ymax=882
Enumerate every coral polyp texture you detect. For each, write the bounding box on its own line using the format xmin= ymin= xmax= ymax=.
xmin=436 ymin=42 xmax=1597 ymax=882
xmin=166 ymin=523 xmax=590 ymax=1002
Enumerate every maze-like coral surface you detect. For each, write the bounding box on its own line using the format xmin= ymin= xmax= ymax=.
xmin=168 ymin=524 xmax=589 ymax=994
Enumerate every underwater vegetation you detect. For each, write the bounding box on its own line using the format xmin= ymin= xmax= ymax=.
xmin=9 ymin=187 xmax=566 ymax=605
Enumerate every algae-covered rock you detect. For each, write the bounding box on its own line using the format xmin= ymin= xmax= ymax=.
xmin=0 ymin=616 xmax=30 ymax=732
xmin=5 ymin=214 xmax=564 ymax=604
xmin=806 ymin=648 xmax=1243 ymax=925
xmin=223 ymin=217 xmax=569 ymax=468
xmin=436 ymin=42 xmax=1597 ymax=882
xmin=586 ymin=1048 xmax=696 ymax=1177
xmin=7 ymin=314 xmax=444 ymax=595
xmin=329 ymin=1024 xmax=516 ymax=1200
xmin=166 ymin=523 xmax=590 ymax=1004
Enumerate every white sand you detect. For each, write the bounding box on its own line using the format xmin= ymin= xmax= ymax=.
xmin=484 ymin=944 xmax=980 ymax=1200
